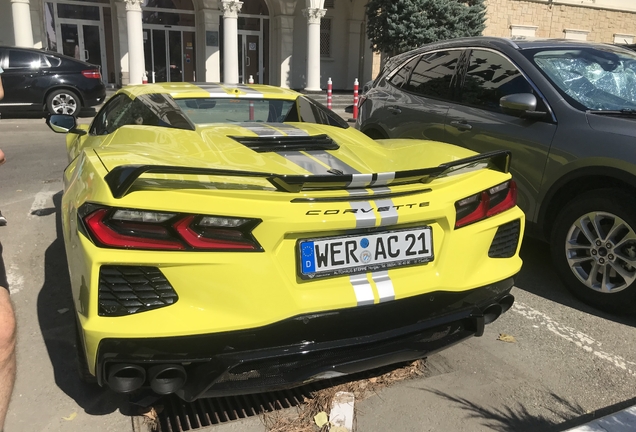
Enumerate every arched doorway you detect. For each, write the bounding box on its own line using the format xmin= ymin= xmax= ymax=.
xmin=142 ymin=0 xmax=196 ymax=82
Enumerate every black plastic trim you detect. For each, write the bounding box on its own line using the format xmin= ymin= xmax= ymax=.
xmin=103 ymin=150 xmax=511 ymax=198
xmin=95 ymin=277 xmax=515 ymax=400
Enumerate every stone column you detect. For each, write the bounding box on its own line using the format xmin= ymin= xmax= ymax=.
xmin=11 ymin=0 xmax=34 ymax=48
xmin=125 ymin=0 xmax=145 ymax=85
xmin=347 ymin=19 xmax=363 ymax=87
xmin=271 ymin=15 xmax=294 ymax=88
xmin=303 ymin=0 xmax=325 ymax=92
xmin=220 ymin=0 xmax=243 ymax=84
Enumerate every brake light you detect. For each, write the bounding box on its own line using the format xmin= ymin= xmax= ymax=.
xmin=82 ymin=70 xmax=101 ymax=79
xmin=81 ymin=205 xmax=262 ymax=251
xmin=455 ymin=180 xmax=517 ymax=228
xmin=174 ymin=216 xmax=259 ymax=250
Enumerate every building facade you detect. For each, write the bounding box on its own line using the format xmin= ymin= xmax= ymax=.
xmin=1 ymin=0 xmax=636 ymax=91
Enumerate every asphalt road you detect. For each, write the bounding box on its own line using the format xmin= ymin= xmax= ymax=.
xmin=1 ymin=116 xmax=635 ymax=432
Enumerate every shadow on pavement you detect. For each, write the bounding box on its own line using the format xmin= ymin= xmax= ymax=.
xmin=427 ymin=387 xmax=636 ymax=432
xmin=424 ymin=388 xmax=587 ymax=432
xmin=1 ymin=108 xmax=97 ymax=119
xmin=515 ymin=237 xmax=636 ymax=327
xmin=36 ymin=192 xmax=131 ymax=416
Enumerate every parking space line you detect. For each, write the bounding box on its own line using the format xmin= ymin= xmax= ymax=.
xmin=7 ymin=263 xmax=23 ymax=295
xmin=27 ymin=186 xmax=56 ymax=218
xmin=512 ymin=302 xmax=636 ymax=377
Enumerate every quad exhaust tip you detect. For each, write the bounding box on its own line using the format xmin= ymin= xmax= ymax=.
xmin=106 ymin=364 xmax=146 ymax=393
xmin=149 ymin=364 xmax=188 ymax=395
xmin=106 ymin=363 xmax=188 ymax=395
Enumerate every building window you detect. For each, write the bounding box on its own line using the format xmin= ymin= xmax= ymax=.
xmin=614 ymin=34 xmax=635 ymax=44
xmin=510 ymin=25 xmax=538 ymax=40
xmin=563 ymin=29 xmax=589 ymax=41
xmin=324 ymin=0 xmax=335 ymax=8
xmin=320 ymin=18 xmax=331 ymax=58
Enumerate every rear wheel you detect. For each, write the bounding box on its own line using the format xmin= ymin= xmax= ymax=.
xmin=550 ymin=190 xmax=636 ymax=313
xmin=46 ymin=89 xmax=81 ymax=116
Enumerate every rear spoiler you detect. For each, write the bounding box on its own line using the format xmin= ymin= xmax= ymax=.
xmin=104 ymin=150 xmax=511 ymax=199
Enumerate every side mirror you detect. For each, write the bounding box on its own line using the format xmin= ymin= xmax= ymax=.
xmin=500 ymin=93 xmax=546 ymax=119
xmin=46 ymin=114 xmax=86 ymax=135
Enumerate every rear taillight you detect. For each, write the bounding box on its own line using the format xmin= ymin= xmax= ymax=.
xmin=80 ymin=205 xmax=262 ymax=251
xmin=454 ymin=180 xmax=517 ymax=228
xmin=82 ymin=70 xmax=101 ymax=79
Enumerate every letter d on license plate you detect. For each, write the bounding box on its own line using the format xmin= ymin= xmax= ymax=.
xmin=297 ymin=226 xmax=433 ymax=280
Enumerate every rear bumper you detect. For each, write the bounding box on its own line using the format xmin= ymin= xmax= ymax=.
xmin=96 ymin=277 xmax=515 ymax=401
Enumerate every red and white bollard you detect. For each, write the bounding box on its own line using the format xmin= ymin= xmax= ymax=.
xmin=327 ymin=77 xmax=333 ymax=110
xmin=353 ymin=78 xmax=359 ymax=120
xmin=142 ymin=71 xmax=148 ymax=84
xmin=248 ymin=75 xmax=255 ymax=120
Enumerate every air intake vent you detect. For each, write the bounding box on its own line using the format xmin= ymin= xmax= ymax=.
xmin=488 ymin=219 xmax=521 ymax=258
xmin=98 ymin=266 xmax=178 ymax=316
xmin=230 ymin=134 xmax=339 ymax=152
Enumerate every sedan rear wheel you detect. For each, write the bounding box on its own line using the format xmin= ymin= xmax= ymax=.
xmin=47 ymin=89 xmax=81 ymax=116
xmin=551 ymin=190 xmax=636 ymax=312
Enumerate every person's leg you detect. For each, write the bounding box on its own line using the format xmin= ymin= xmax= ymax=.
xmin=0 ymin=242 xmax=15 ymax=430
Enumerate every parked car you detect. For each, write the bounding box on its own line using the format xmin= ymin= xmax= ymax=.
xmin=358 ymin=37 xmax=636 ymax=312
xmin=46 ymin=82 xmax=523 ymax=400
xmin=0 ymin=46 xmax=106 ymax=116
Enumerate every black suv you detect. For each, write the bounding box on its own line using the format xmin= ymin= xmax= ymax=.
xmin=358 ymin=37 xmax=636 ymax=312
xmin=0 ymin=46 xmax=106 ymax=116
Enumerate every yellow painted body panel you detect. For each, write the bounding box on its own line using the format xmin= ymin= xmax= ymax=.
xmin=59 ymin=84 xmax=525 ymax=375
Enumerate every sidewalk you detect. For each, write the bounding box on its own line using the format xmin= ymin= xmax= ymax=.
xmin=566 ymin=405 xmax=636 ymax=432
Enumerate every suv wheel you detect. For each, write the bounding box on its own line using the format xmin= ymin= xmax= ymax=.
xmin=551 ymin=190 xmax=636 ymax=312
xmin=47 ymin=89 xmax=81 ymax=116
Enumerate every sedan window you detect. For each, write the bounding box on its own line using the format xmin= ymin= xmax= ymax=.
xmin=459 ymin=49 xmax=536 ymax=112
xmin=7 ymin=50 xmax=41 ymax=69
xmin=388 ymin=56 xmax=420 ymax=88
xmin=403 ymin=50 xmax=461 ymax=100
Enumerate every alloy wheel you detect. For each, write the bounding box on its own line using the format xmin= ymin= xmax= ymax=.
xmin=565 ymin=211 xmax=636 ymax=293
xmin=51 ymin=93 xmax=78 ymax=115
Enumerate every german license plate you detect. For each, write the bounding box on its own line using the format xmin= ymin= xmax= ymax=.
xmin=297 ymin=226 xmax=433 ymax=279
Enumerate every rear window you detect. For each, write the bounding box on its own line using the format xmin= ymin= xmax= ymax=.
xmin=175 ymin=98 xmax=295 ymax=124
xmin=175 ymin=96 xmax=349 ymax=128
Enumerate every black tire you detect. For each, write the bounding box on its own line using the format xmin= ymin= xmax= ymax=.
xmin=46 ymin=89 xmax=82 ymax=116
xmin=550 ymin=189 xmax=636 ymax=313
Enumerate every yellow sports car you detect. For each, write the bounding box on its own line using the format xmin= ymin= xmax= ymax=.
xmin=46 ymin=82 xmax=524 ymax=402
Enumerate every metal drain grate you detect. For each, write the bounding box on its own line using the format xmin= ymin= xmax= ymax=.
xmin=153 ymin=387 xmax=314 ymax=432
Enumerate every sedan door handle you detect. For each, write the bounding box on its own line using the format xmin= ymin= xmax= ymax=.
xmin=449 ymin=120 xmax=472 ymax=131
xmin=387 ymin=106 xmax=402 ymax=114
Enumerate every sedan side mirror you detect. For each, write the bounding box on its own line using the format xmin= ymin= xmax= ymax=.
xmin=46 ymin=114 xmax=86 ymax=135
xmin=500 ymin=93 xmax=547 ymax=119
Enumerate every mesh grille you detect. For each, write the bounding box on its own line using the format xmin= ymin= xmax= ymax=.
xmin=98 ymin=266 xmax=178 ymax=316
xmin=488 ymin=219 xmax=521 ymax=258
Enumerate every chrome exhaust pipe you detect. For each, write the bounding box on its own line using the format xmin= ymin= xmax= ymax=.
xmin=499 ymin=294 xmax=515 ymax=314
xmin=106 ymin=364 xmax=146 ymax=393
xmin=148 ymin=364 xmax=187 ymax=395
xmin=483 ymin=303 xmax=503 ymax=324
